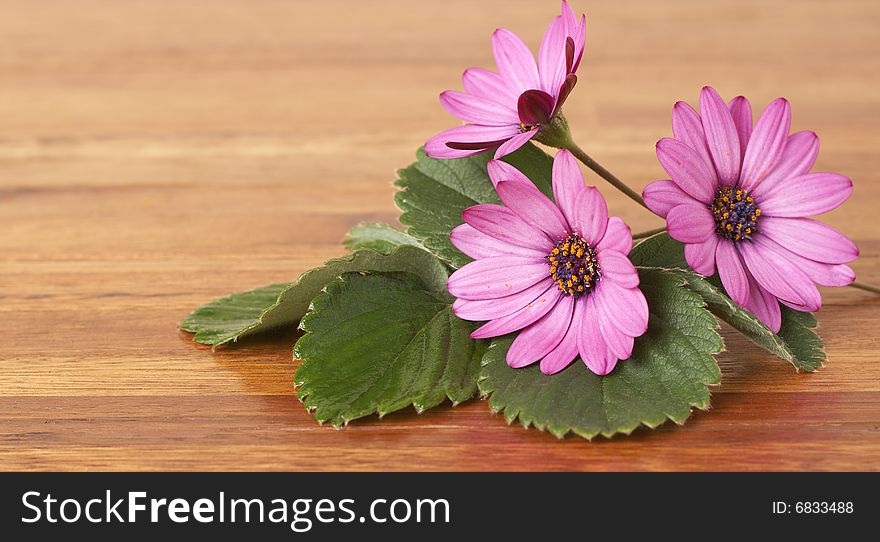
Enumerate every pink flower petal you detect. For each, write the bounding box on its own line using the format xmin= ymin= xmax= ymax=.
xmin=578 ymin=295 xmax=617 ymax=375
xmin=462 ymin=67 xmax=518 ymax=106
xmin=752 ymin=131 xmax=819 ymax=197
xmin=760 ymin=216 xmax=858 ymax=264
xmin=642 ymin=179 xmax=696 ymax=218
xmin=453 ymin=277 xmax=555 ymax=321
xmin=439 ymin=90 xmax=519 ymax=126
xmin=425 ymin=124 xmax=519 ymax=159
xmin=492 ymin=28 xmax=540 ymax=95
xmin=759 ymin=173 xmax=853 ymax=217
xmin=447 ymin=255 xmax=548 ymax=300
xmin=539 ymin=299 xmax=582 ymax=374
xmin=493 ymin=128 xmax=538 ymax=159
xmin=666 ymin=204 xmax=715 ymax=244
xmin=671 ymin=101 xmax=713 ymax=170
xmin=743 ymin=268 xmax=782 ymax=332
xmin=487 ymin=159 xmax=531 ymax=187
xmin=450 ymin=223 xmax=545 ymax=260
xmin=560 ymin=2 xmax=586 ymax=72
xmin=699 ymin=86 xmax=741 ymax=186
xmin=594 ymin=280 xmax=649 ymax=338
xmin=596 ymin=217 xmax=633 ymax=255
xmin=740 ymin=98 xmax=791 ymax=191
xmin=538 ymin=15 xmax=567 ymax=96
xmin=572 ymin=186 xmax=609 ymax=245
xmin=739 ymin=237 xmax=822 ymax=312
xmin=471 ymin=287 xmax=562 ymax=339
xmin=463 ymin=204 xmax=553 ymax=251
xmin=496 ymin=180 xmax=569 ymax=241
xmin=506 ymin=295 xmax=575 ymax=368
xmin=598 ymin=249 xmax=639 ymax=288
xmin=684 ymin=234 xmax=719 ymax=276
xmin=715 ymin=239 xmax=750 ymax=306
xmin=596 ymin=304 xmax=635 ymax=361
xmin=728 ymin=95 xmax=753 ymax=164
xmin=656 ymin=137 xmax=717 ymax=203
xmin=758 ymin=235 xmax=855 ymax=288
xmin=551 ymin=149 xmax=585 ymax=229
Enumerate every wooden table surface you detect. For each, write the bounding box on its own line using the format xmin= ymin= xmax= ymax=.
xmin=1 ymin=0 xmax=878 ymax=471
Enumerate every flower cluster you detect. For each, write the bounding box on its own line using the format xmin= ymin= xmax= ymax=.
xmin=427 ymin=1 xmax=860 ymax=374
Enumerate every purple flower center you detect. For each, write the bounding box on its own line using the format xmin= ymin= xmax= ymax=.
xmin=710 ymin=186 xmax=762 ymax=243
xmin=547 ymin=233 xmax=599 ymax=297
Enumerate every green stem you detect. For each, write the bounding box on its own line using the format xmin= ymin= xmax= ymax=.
xmin=563 ymin=140 xmax=648 ymax=210
xmin=849 ymin=281 xmax=880 ymax=295
xmin=632 ymin=226 xmax=667 ymax=240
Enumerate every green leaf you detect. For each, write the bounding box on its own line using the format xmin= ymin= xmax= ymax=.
xmin=294 ymin=272 xmax=486 ymax=426
xmin=394 ymin=143 xmax=554 ymax=269
xmin=180 ymin=246 xmax=448 ymax=346
xmin=629 ymin=231 xmax=687 ymax=269
xmin=342 ymin=222 xmax=425 ymax=254
xmin=630 ymin=233 xmax=826 ymax=372
xmin=479 ymin=268 xmax=722 ymax=439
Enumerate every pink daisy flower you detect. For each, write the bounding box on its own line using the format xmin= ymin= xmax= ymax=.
xmin=642 ymin=86 xmax=859 ymax=332
xmin=447 ymin=150 xmax=648 ymax=376
xmin=425 ymin=1 xmax=585 ymax=160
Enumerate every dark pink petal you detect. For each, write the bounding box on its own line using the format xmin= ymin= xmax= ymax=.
xmin=463 ymin=204 xmax=553 ymax=251
xmin=496 ymin=180 xmax=569 ymax=240
xmin=671 ymin=101 xmax=713 ymax=170
xmin=450 ymin=223 xmax=545 ymax=260
xmin=595 ymin=280 xmax=649 ymax=338
xmin=517 ymin=90 xmax=555 ymax=125
xmin=539 ymin=299 xmax=582 ymax=374
xmin=752 ymin=131 xmax=819 ymax=197
xmin=759 ymin=173 xmax=853 ymax=217
xmin=553 ymin=74 xmax=577 ymax=113
xmin=598 ymin=249 xmax=639 ymax=289
xmin=462 ymin=67 xmax=518 ymax=106
xmin=655 ymin=137 xmax=717 ymax=203
xmin=715 ymin=240 xmax=750 ymax=307
xmin=425 ymin=124 xmax=519 ymax=159
xmin=493 ymin=128 xmax=538 ymax=159
xmin=743 ymin=268 xmax=782 ymax=333
xmin=506 ymin=295 xmax=575 ymax=368
xmin=551 ymin=149 xmax=585 ymax=229
xmin=439 ymin=91 xmax=518 ymax=126
xmin=760 ymin=217 xmax=858 ymax=264
xmin=447 ymin=256 xmax=548 ymax=301
xmin=684 ymin=235 xmax=719 ymax=276
xmin=491 ymin=28 xmax=540 ymax=94
xmin=596 ymin=217 xmax=633 ymax=255
xmin=699 ymin=86 xmax=741 ymax=186
xmin=486 ymin=159 xmax=531 ymax=187
xmin=470 ymin=287 xmax=562 ymax=339
xmin=572 ymin=187 xmax=609 ymax=244
xmin=666 ymin=204 xmax=715 ymax=244
xmin=578 ymin=295 xmax=617 ymax=375
xmin=538 ymin=15 xmax=567 ymax=95
xmin=740 ymin=98 xmax=791 ymax=191
xmin=642 ymin=179 xmax=696 ymax=218
xmin=739 ymin=237 xmax=822 ymax=311
xmin=453 ymin=277 xmax=555 ymax=321
xmin=728 ymin=95 xmax=753 ymax=164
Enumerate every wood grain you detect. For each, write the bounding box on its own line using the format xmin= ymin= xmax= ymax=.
xmin=1 ymin=0 xmax=878 ymax=471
